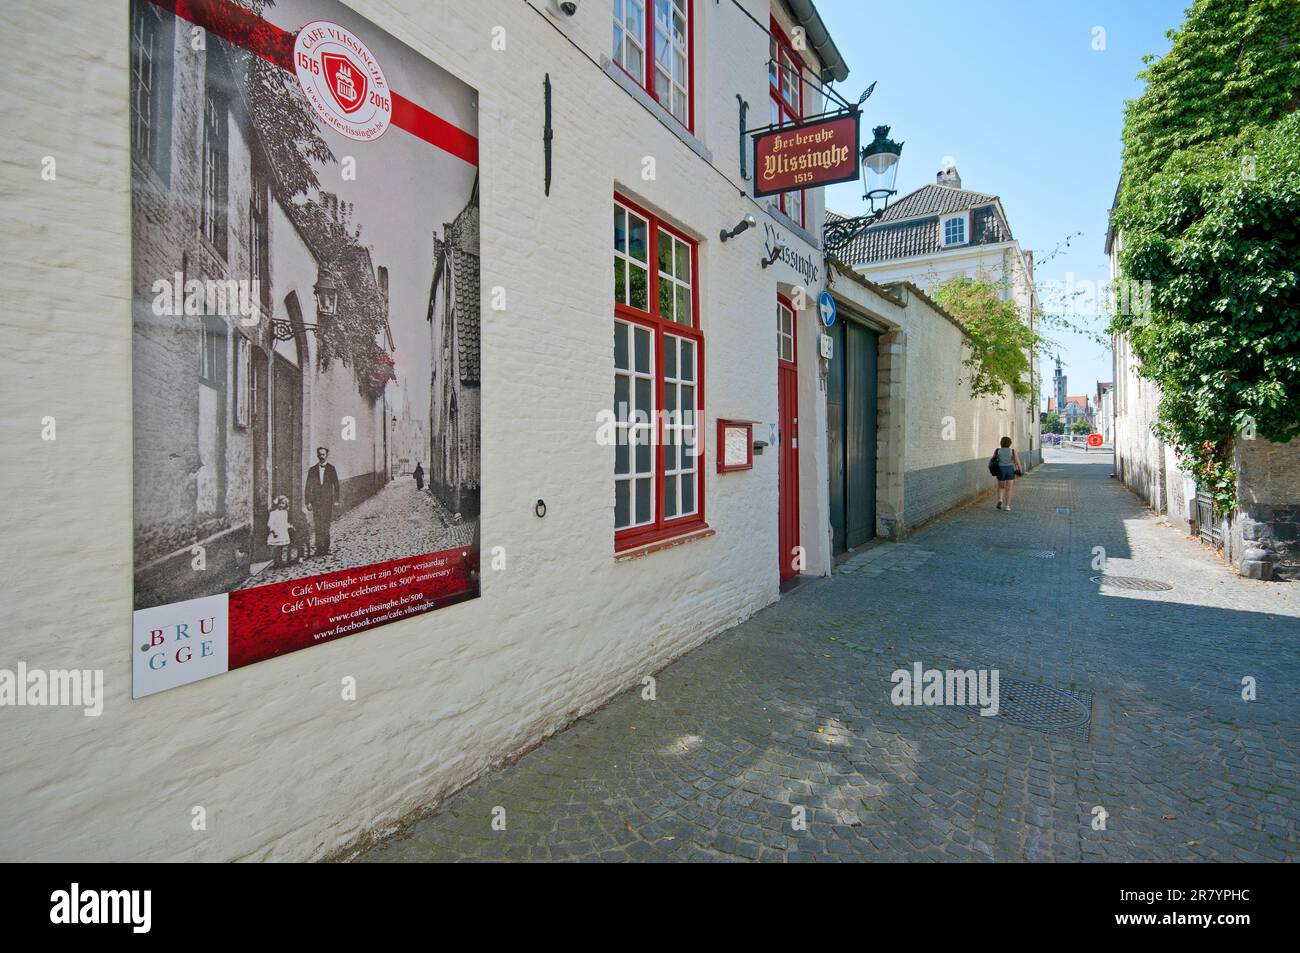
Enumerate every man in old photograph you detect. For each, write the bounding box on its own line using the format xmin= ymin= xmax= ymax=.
xmin=304 ymin=447 xmax=341 ymax=556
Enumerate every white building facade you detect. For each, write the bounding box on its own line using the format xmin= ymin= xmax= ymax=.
xmin=0 ymin=0 xmax=867 ymax=861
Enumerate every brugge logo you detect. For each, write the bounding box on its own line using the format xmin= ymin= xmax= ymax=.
xmin=293 ymin=20 xmax=392 ymax=142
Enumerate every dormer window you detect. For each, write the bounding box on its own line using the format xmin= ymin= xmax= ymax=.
xmin=941 ymin=212 xmax=968 ymax=247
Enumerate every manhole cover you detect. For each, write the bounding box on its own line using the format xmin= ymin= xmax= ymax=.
xmin=1090 ymin=575 xmax=1173 ymax=591
xmin=962 ymin=678 xmax=1092 ymax=740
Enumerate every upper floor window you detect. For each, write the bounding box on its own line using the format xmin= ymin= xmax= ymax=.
xmin=769 ymin=19 xmax=803 ymax=226
xmin=613 ymin=0 xmax=692 ymax=130
xmin=130 ymin=0 xmax=173 ymax=179
xmin=941 ymin=213 xmax=967 ymax=247
xmin=201 ymin=74 xmax=229 ymax=258
xmin=249 ymin=173 xmax=270 ymax=310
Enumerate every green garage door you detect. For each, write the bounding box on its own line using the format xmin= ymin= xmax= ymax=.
xmin=828 ymin=317 xmax=878 ymax=555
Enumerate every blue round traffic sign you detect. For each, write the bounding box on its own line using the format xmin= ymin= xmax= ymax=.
xmin=818 ymin=291 xmax=837 ymax=327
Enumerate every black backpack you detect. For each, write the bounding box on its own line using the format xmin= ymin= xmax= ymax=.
xmin=988 ymin=449 xmax=1000 ymax=477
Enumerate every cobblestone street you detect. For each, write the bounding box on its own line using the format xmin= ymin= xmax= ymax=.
xmin=239 ymin=479 xmax=475 ymax=590
xmin=359 ymin=449 xmax=1299 ymax=862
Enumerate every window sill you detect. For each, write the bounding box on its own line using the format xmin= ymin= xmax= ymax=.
xmin=600 ymin=57 xmax=712 ymax=164
xmin=615 ymin=525 xmax=714 ymax=562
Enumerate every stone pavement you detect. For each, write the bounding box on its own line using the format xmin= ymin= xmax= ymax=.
xmin=359 ymin=448 xmax=1299 ymax=862
xmin=239 ymin=478 xmax=473 ymax=589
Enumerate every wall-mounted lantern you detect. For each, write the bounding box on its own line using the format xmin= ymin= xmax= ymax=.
xmin=313 ymin=271 xmax=339 ymax=317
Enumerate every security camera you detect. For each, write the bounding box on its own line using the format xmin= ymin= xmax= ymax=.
xmin=553 ymin=0 xmax=578 ymax=15
xmin=720 ymin=214 xmax=756 ymax=242
xmin=761 ymin=239 xmax=788 ymax=268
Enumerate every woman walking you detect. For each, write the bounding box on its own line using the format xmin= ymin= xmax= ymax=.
xmin=992 ymin=436 xmax=1022 ymax=511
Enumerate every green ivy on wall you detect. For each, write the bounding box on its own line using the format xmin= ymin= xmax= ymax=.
xmin=1110 ymin=0 xmax=1300 ymax=510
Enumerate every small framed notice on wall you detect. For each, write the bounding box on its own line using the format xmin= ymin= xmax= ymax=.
xmin=717 ymin=419 xmax=754 ymax=473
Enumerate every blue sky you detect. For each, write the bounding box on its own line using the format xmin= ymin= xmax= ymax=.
xmin=816 ymin=0 xmax=1187 ymax=409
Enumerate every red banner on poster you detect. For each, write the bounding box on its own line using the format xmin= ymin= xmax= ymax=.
xmin=753 ymin=113 xmax=860 ymax=198
xmin=228 ymin=549 xmax=478 ymax=669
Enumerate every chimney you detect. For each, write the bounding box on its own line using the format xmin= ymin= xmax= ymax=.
xmin=936 ymin=165 xmax=962 ymax=189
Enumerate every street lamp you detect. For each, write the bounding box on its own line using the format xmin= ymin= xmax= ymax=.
xmin=861 ymin=125 xmax=903 ymax=213
xmin=824 ymin=123 xmax=905 ymax=253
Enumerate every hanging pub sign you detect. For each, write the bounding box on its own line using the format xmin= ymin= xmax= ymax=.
xmin=129 ymin=0 xmax=482 ymax=698
xmin=752 ymin=112 xmax=860 ymax=198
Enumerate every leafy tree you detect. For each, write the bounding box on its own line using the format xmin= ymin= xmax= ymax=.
xmin=932 ymin=274 xmax=1042 ymax=404
xmin=1042 ymin=412 xmax=1064 ymax=434
xmin=1071 ymin=419 xmax=1093 ymax=436
xmin=1110 ymin=0 xmax=1300 ymax=509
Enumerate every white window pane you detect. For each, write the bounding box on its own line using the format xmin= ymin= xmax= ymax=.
xmin=635 ymin=477 xmax=653 ymax=523
xmin=625 ymin=37 xmax=643 ymax=83
xmin=657 ymin=228 xmax=673 ymax=274
xmin=614 ymin=321 xmax=629 ymax=369
xmin=615 ymin=479 xmax=630 ymax=528
xmin=634 ymin=431 xmax=652 ymax=474
xmin=629 ymin=214 xmax=648 ymax=261
xmin=675 ymin=284 xmax=690 ymax=324
xmin=634 ymin=325 xmax=651 ymax=373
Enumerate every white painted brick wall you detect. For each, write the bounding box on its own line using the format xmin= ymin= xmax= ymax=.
xmin=0 ymin=0 xmax=839 ymax=860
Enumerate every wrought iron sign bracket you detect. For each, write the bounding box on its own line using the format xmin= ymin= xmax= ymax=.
xmin=736 ymin=94 xmax=749 ymax=180
xmin=543 ymin=73 xmax=553 ymax=196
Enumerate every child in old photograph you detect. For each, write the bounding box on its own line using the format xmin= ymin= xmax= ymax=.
xmin=267 ymin=495 xmax=293 ymax=567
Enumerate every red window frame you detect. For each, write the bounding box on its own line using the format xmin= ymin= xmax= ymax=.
xmin=614 ymin=193 xmax=706 ymax=552
xmin=769 ymin=18 xmax=805 ymax=227
xmin=612 ymin=0 xmax=695 ymax=134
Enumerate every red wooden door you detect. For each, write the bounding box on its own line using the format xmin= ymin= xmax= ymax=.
xmin=777 ymin=298 xmax=799 ymax=581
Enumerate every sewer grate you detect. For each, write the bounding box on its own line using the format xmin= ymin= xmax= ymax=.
xmin=1090 ymin=575 xmax=1173 ymax=591
xmin=962 ymin=677 xmax=1093 ymax=741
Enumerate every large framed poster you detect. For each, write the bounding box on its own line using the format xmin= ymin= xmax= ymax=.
xmin=129 ymin=0 xmax=481 ymax=697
